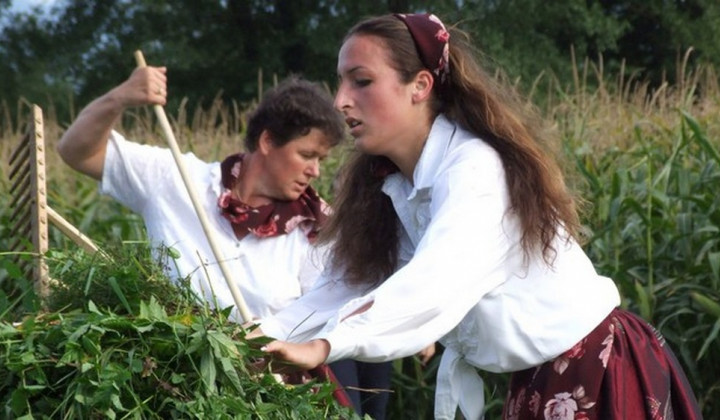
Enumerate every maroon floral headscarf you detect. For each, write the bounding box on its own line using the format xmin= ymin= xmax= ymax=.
xmin=394 ymin=13 xmax=451 ymax=85
xmin=217 ymin=153 xmax=329 ymax=241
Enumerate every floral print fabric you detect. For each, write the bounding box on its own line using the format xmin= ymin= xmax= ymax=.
xmin=218 ymin=153 xmax=329 ymax=241
xmin=503 ymin=308 xmax=702 ymax=420
xmin=393 ymin=13 xmax=451 ymax=84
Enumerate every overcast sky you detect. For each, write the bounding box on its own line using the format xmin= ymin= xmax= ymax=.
xmin=9 ymin=0 xmax=57 ymax=14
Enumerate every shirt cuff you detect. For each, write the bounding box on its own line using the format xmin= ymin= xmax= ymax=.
xmin=316 ymin=328 xmax=357 ymax=363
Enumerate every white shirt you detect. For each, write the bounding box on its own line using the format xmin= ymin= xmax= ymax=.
xmin=100 ymin=131 xmax=326 ymax=322
xmin=259 ymin=115 xmax=620 ymax=419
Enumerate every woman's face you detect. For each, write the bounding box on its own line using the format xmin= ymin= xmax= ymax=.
xmin=334 ymin=35 xmax=420 ymax=159
xmin=260 ymin=128 xmax=330 ymax=201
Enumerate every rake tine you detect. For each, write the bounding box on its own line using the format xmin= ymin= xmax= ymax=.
xmin=9 ymin=167 xmax=29 ymax=190
xmin=9 ymin=213 xmax=31 ymax=238
xmin=8 ymin=157 xmax=30 ymax=180
xmin=8 ymin=157 xmax=29 ymax=181
xmin=9 ymin=174 xmax=30 ymax=199
xmin=9 ymin=136 xmax=29 ymax=166
xmin=8 ymin=236 xmax=31 ymax=255
xmin=9 ymin=190 xmax=29 ymax=213
xmin=9 ymin=197 xmax=30 ymax=223
xmin=21 ymin=266 xmax=34 ymax=281
xmin=9 ymin=177 xmax=28 ymax=197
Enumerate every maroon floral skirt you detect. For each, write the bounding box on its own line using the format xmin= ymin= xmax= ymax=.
xmin=502 ymin=308 xmax=702 ymax=419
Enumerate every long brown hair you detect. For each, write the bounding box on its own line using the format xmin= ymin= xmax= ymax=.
xmin=319 ymin=15 xmax=580 ymax=286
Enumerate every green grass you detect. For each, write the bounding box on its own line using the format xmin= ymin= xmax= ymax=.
xmin=1 ymin=242 xmax=356 ymax=419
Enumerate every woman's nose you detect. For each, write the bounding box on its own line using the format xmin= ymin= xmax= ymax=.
xmin=334 ymin=84 xmax=349 ymax=111
xmin=306 ymin=160 xmax=320 ymax=178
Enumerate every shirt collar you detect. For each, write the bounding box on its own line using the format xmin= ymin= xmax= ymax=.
xmin=210 ymin=161 xmax=223 ymax=197
xmin=408 ymin=114 xmax=456 ymax=200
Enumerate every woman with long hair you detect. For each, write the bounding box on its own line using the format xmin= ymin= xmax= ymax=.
xmin=254 ymin=13 xmax=702 ymax=419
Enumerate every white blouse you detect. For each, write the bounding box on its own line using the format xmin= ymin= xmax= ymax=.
xmin=101 ymin=131 xmax=326 ymax=322
xmin=259 ymin=115 xmax=620 ymax=419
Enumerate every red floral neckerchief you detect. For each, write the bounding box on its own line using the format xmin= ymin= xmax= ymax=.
xmin=371 ymin=156 xmax=399 ymax=178
xmin=217 ymin=153 xmax=329 ymax=241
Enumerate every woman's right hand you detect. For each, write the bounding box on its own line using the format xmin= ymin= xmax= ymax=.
xmin=112 ymin=66 xmax=168 ymax=108
xmin=261 ymin=339 xmax=331 ymax=372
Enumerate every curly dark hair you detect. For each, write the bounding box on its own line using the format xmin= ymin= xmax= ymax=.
xmin=244 ymin=76 xmax=345 ymax=152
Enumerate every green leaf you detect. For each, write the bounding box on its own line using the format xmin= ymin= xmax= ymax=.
xmin=682 ymin=111 xmax=720 ymax=165
xmin=220 ymin=356 xmax=243 ymax=394
xmin=68 ymin=323 xmax=91 ymax=342
xmin=0 ymin=322 xmax=19 ymax=338
xmin=108 ymin=276 xmax=132 ymax=314
xmin=708 ymin=252 xmax=720 ymax=290
xmin=9 ymin=388 xmax=29 ymax=416
xmin=696 ymin=319 xmax=720 ymax=360
xmin=139 ymin=296 xmax=168 ymax=321
xmin=201 ymin=348 xmax=218 ymax=393
xmin=690 ymin=292 xmax=720 ymax=318
xmin=167 ymin=246 xmax=181 ymax=260
xmin=207 ymin=330 xmax=240 ymax=358
xmin=634 ymin=280 xmax=652 ymax=320
xmin=87 ymin=300 xmax=101 ymax=314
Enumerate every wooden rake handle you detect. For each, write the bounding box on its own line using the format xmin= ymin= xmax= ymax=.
xmin=134 ymin=50 xmax=252 ymax=323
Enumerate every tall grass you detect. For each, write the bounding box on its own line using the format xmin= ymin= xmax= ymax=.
xmin=549 ymin=58 xmax=720 ymax=418
xmin=2 ymin=57 xmax=720 ymax=417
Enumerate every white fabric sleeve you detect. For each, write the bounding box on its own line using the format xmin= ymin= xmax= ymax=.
xmin=258 ymin=266 xmax=371 ymax=343
xmin=319 ymin=153 xmax=516 ymax=363
xmin=297 ymin=242 xmax=331 ymax=295
xmin=99 ymin=131 xmax=177 ymax=214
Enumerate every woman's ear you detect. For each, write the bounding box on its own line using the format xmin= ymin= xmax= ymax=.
xmin=258 ymin=129 xmax=275 ymax=155
xmin=411 ymin=70 xmax=435 ymax=104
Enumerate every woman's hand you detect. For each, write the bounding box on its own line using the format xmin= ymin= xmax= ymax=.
xmin=261 ymin=339 xmax=331 ymax=372
xmin=56 ymin=65 xmax=167 ymax=181
xmin=111 ymin=66 xmax=168 ymax=108
xmin=416 ymin=342 xmax=436 ymax=365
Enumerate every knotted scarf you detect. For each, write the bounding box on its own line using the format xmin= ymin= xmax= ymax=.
xmin=217 ymin=153 xmax=328 ymax=241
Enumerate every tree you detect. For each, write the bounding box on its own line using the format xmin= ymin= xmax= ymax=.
xmin=598 ymin=0 xmax=720 ymax=85
xmin=442 ymin=0 xmax=720 ymax=91
xmin=1 ymin=0 xmax=719 ymax=129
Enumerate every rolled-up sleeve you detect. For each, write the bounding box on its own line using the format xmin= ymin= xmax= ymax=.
xmin=258 ymin=266 xmax=370 ymax=343
xmin=100 ymin=131 xmax=175 ymax=213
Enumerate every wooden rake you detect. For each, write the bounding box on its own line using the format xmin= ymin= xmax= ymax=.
xmin=134 ymin=51 xmax=252 ymax=323
xmin=8 ymin=104 xmax=104 ymax=300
